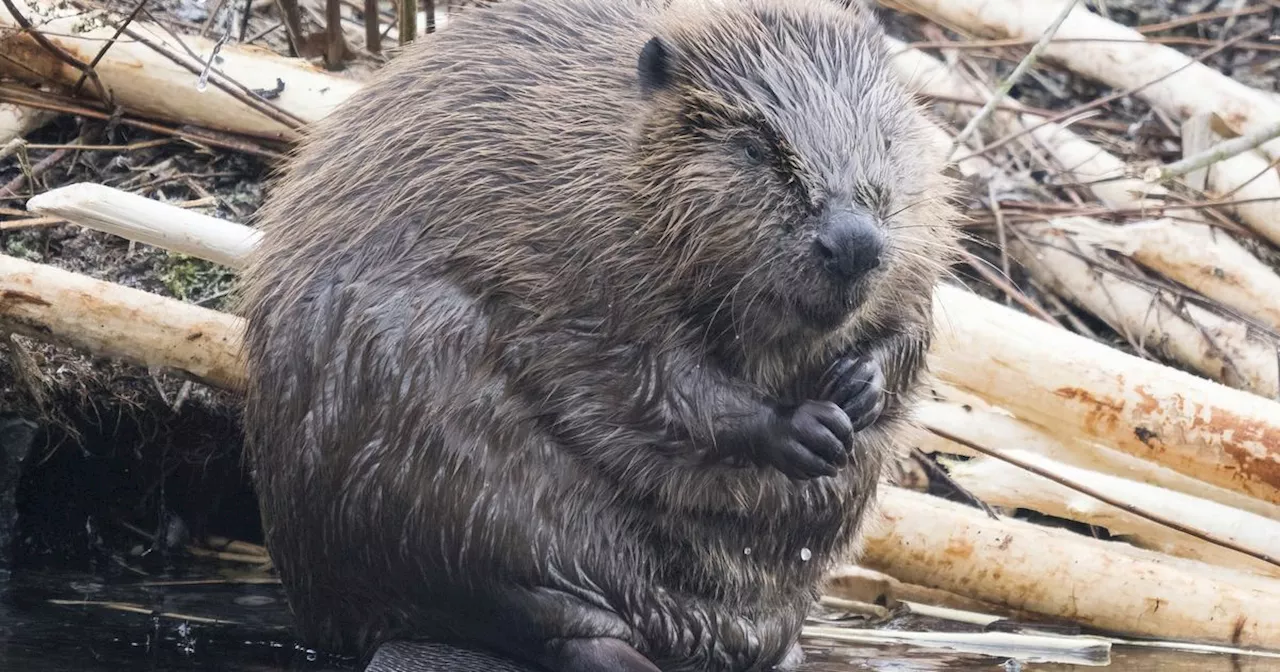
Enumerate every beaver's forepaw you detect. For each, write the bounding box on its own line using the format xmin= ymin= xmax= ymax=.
xmin=818 ymin=355 xmax=886 ymax=435
xmin=760 ymin=400 xmax=852 ymax=479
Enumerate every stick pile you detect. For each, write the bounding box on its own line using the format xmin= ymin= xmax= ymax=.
xmin=4 ymin=0 xmax=1280 ymax=662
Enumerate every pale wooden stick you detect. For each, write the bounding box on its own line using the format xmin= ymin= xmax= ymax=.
xmin=914 ymin=386 xmax=1280 ymax=521
xmin=823 ymin=564 xmax=1039 ymax=621
xmin=0 ymin=0 xmax=361 ymax=141
xmin=26 ymin=184 xmax=260 ymax=269
xmin=861 ymin=487 xmax=1280 ymax=648
xmin=932 ymin=283 xmax=1280 ymax=506
xmin=1180 ymin=113 xmax=1280 ymax=248
xmin=802 ymin=624 xmax=1111 ymax=666
xmin=1066 ymin=217 xmax=1280 ymax=334
xmin=949 ymin=452 xmax=1280 ymax=577
xmin=0 ymin=253 xmax=245 ymax=390
xmin=887 ymin=39 xmax=1280 ymax=327
xmin=1146 ymin=118 xmax=1280 ymax=184
xmin=1011 ymin=218 xmax=1280 ymax=398
xmin=893 ymin=0 xmax=1280 ymax=164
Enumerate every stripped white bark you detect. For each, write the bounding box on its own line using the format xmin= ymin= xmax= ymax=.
xmin=862 ymin=487 xmax=1280 ymax=647
xmin=1009 ymin=217 xmax=1280 ymax=398
xmin=1065 ymin=218 xmax=1280 ymax=333
xmin=886 ymin=39 xmax=1280 ymax=329
xmin=0 ymin=0 xmax=361 ymax=141
xmin=932 ymin=283 xmax=1280 ymax=506
xmin=948 ymin=451 xmax=1280 ymax=577
xmin=1180 ymin=113 xmax=1280 ymax=248
xmin=892 ymin=0 xmax=1280 ymax=164
xmin=914 ymin=386 xmax=1280 ymax=521
xmin=823 ymin=564 xmax=1029 ymax=619
xmin=26 ymin=184 xmax=260 ymax=269
xmin=0 ymin=253 xmax=245 ymax=390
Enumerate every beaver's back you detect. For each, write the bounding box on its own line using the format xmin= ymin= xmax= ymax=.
xmin=237 ymin=0 xmax=655 ymax=325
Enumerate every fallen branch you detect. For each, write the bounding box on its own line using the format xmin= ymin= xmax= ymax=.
xmin=1012 ymin=217 xmax=1280 ymax=398
xmin=947 ymin=451 xmax=1280 ymax=577
xmin=0 ymin=0 xmax=361 ymax=141
xmin=0 ymin=253 xmax=245 ymax=390
xmin=932 ymin=283 xmax=1280 ymax=506
xmin=892 ymin=0 xmax=1280 ymax=165
xmin=1146 ymin=118 xmax=1280 ymax=185
xmin=1067 ymin=218 xmax=1280 ymax=334
xmin=26 ymin=183 xmax=260 ymax=269
xmin=802 ymin=624 xmax=1110 ymax=666
xmin=914 ymin=385 xmax=1280 ymax=521
xmin=861 ymin=487 xmax=1280 ymax=648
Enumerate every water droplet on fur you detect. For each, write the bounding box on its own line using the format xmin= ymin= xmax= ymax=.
xmin=743 ymin=547 xmax=752 ymax=556
xmin=800 ymin=547 xmax=812 ymax=562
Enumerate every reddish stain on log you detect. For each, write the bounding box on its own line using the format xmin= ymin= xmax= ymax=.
xmin=0 ymin=290 xmax=52 ymax=308
xmin=1054 ymin=386 xmax=1125 ymax=436
xmin=1185 ymin=406 xmax=1280 ymax=492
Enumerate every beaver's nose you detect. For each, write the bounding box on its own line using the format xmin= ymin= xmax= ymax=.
xmin=812 ymin=209 xmax=884 ymax=284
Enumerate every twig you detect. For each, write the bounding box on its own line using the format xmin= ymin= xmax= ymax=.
xmin=273 ymin=0 xmax=307 ymax=57
xmin=1144 ymin=118 xmax=1280 ymax=184
xmin=960 ymin=249 xmax=1060 ymax=325
xmin=399 ymin=0 xmax=415 ymax=44
xmin=326 ymin=0 xmax=343 ymax=68
xmin=925 ymin=425 xmax=1280 ymax=571
xmin=952 ymin=23 xmax=1271 ymax=164
xmin=947 ymin=0 xmax=1081 ymax=159
xmin=0 ymin=146 xmax=70 ymax=198
xmin=364 ymin=0 xmax=379 ymax=52
xmin=123 ymin=18 xmax=308 ymax=130
xmin=988 ymin=182 xmax=1012 ymax=307
xmin=72 ymin=0 xmax=148 ymax=98
xmin=0 ymin=85 xmax=286 ymax=160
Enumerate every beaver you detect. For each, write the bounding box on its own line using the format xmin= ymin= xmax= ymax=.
xmin=233 ymin=0 xmax=958 ymax=670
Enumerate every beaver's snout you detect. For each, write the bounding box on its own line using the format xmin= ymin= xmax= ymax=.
xmin=812 ymin=207 xmax=884 ymax=285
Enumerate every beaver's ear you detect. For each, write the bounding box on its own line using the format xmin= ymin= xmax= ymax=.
xmin=637 ymin=36 xmax=673 ymax=95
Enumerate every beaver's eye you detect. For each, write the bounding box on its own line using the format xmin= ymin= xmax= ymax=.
xmin=741 ymin=137 xmax=769 ymax=163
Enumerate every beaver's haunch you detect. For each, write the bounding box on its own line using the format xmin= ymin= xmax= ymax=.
xmin=235 ymin=0 xmax=958 ymax=670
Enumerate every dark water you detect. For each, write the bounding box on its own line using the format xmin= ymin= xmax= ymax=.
xmin=1 ymin=565 xmax=1275 ymax=672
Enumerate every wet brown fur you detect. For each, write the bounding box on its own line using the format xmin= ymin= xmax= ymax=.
xmin=233 ymin=0 xmax=959 ymax=670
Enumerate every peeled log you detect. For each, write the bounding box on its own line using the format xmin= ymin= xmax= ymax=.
xmin=948 ymin=452 xmax=1280 ymax=578
xmin=0 ymin=0 xmax=361 ymax=141
xmin=0 ymin=253 xmax=245 ymax=390
xmin=933 ymin=283 xmax=1280 ymax=506
xmin=862 ymin=487 xmax=1280 ymax=648
xmin=26 ymin=184 xmax=261 ymax=269
xmin=891 ymin=0 xmax=1280 ymax=164
xmin=1070 ymin=218 xmax=1280 ymax=334
xmin=1010 ymin=218 xmax=1280 ymax=398
xmin=915 ymin=388 xmax=1280 ymax=522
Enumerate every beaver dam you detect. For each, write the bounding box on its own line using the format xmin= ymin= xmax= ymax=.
xmin=1 ymin=0 xmax=1279 ymax=670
